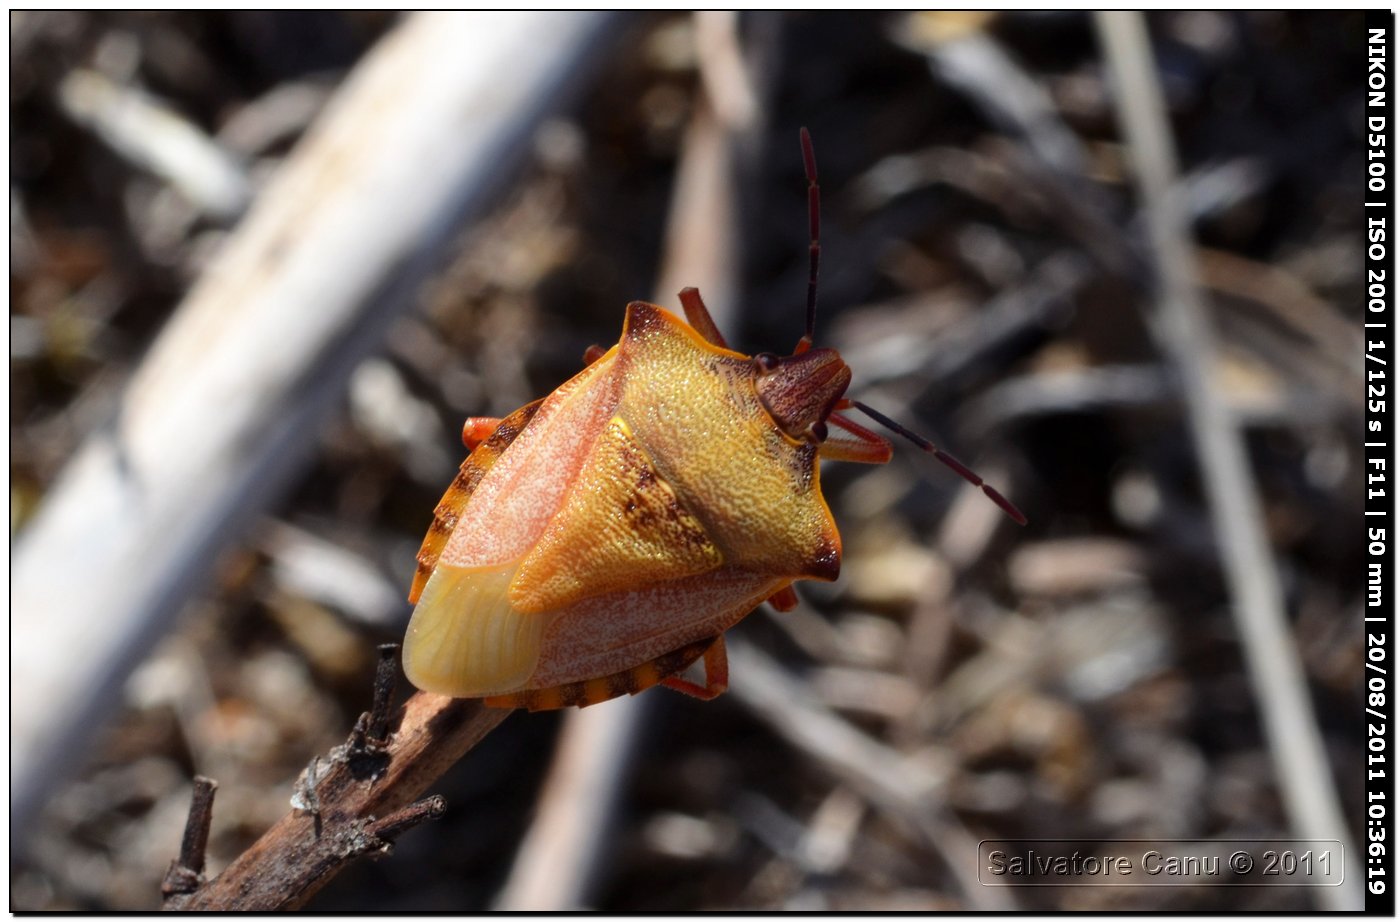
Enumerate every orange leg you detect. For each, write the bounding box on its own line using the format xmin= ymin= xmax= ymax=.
xmin=661 ymin=634 xmax=729 ymax=701
xmin=818 ymin=412 xmax=893 ymax=464
xmin=582 ymin=344 xmax=607 ymax=366
xmin=483 ymin=636 xmax=716 ymax=711
xmin=766 ymin=584 xmax=799 ymax=612
xmin=461 ymin=417 xmax=503 ymax=451
xmin=678 ymin=287 xmax=729 ymax=349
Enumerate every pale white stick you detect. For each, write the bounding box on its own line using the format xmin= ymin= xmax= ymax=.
xmin=58 ymin=68 xmax=251 ymax=219
xmin=11 ymin=11 xmax=614 ymax=840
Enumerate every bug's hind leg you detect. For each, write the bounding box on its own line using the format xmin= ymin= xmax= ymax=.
xmin=483 ymin=636 xmax=717 ymax=711
xmin=660 ymin=634 xmax=728 ymax=701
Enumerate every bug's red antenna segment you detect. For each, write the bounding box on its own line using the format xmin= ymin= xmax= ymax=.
xmin=850 ymin=400 xmax=1027 ymax=525
xmin=798 ymin=127 xmax=820 ymax=355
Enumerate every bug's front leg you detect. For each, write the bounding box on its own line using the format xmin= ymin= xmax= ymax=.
xmin=461 ymin=417 xmax=503 ymax=451
xmin=818 ymin=413 xmax=894 ymax=464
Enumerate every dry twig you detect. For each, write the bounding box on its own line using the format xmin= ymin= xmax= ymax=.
xmin=1095 ymin=11 xmax=1361 ymax=911
xmin=727 ymin=636 xmax=1013 ymax=911
xmin=163 ymin=659 xmax=511 ymax=911
xmin=160 ymin=776 xmax=218 ymax=899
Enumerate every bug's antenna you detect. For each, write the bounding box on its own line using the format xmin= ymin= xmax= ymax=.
xmin=798 ymin=126 xmax=820 ymax=354
xmin=850 ymin=400 xmax=1027 ymax=525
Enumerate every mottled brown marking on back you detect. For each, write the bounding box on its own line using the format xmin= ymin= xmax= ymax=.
xmin=482 ymin=636 xmax=718 ymax=711
xmin=409 ymin=399 xmax=543 ymax=604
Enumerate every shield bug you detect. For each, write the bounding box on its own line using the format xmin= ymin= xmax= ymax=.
xmin=403 ymin=129 xmax=1025 ymax=710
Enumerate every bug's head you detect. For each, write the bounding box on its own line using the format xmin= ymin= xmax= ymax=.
xmin=753 ymin=347 xmax=850 ymax=443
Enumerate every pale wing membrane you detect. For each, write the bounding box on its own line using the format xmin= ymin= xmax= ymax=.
xmin=403 ymin=563 xmax=543 ymax=697
xmin=404 ymin=355 xmax=624 ymax=697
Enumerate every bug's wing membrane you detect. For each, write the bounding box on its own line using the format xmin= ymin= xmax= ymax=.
xmin=405 ymin=412 xmax=728 ymax=698
xmin=403 ymin=562 xmax=543 ymax=697
xmin=509 ymin=415 xmax=723 ymax=612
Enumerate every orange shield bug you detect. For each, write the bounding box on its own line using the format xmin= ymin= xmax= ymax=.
xmin=403 ymin=129 xmax=1025 ymax=711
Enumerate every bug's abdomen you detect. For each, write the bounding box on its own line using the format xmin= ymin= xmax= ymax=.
xmin=524 ymin=569 xmax=778 ymax=689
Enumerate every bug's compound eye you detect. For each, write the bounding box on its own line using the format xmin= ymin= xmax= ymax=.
xmin=810 ymin=421 xmax=829 ymax=442
xmin=754 ymin=352 xmax=781 ymax=373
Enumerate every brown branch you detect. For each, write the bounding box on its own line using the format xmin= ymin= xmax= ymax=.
xmin=346 ymin=643 xmax=401 ymax=757
xmin=161 ymin=776 xmax=218 ymax=900
xmin=163 ymin=688 xmax=512 ymax=910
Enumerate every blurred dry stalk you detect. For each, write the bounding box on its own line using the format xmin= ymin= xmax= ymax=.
xmin=492 ymin=695 xmax=648 ymax=910
xmin=1096 ymin=11 xmax=1361 ymax=911
xmin=57 ymin=67 xmax=251 ymax=219
xmin=728 ymin=636 xmax=1014 ymax=911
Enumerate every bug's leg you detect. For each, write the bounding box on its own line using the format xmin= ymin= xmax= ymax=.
xmin=582 ymin=344 xmax=607 ymax=366
xmin=483 ymin=637 xmax=714 ymax=711
xmin=818 ymin=413 xmax=894 ymax=464
xmin=766 ymin=584 xmax=799 ymax=611
xmin=660 ymin=634 xmax=728 ymax=700
xmin=461 ymin=417 xmax=503 ymax=452
xmin=678 ymin=287 xmax=729 ymax=349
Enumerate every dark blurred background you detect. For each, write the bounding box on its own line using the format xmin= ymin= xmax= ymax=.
xmin=10 ymin=11 xmax=1368 ymax=911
